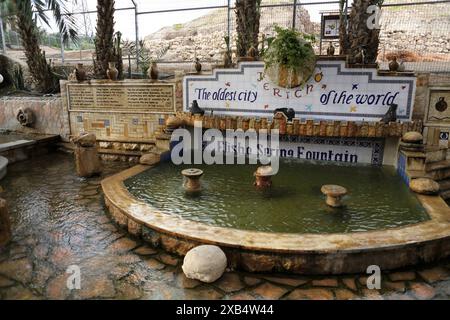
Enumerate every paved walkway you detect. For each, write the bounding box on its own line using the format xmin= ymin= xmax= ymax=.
xmin=0 ymin=153 xmax=450 ymax=300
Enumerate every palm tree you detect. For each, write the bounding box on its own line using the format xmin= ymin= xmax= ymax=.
xmin=340 ymin=0 xmax=384 ymax=64
xmin=349 ymin=0 xmax=384 ymax=64
xmin=338 ymin=0 xmax=349 ymax=55
xmin=235 ymin=0 xmax=261 ymax=57
xmin=94 ymin=0 xmax=115 ymax=79
xmin=0 ymin=0 xmax=77 ymax=93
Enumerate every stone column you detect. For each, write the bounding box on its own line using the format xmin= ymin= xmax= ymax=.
xmin=0 ymin=198 xmax=11 ymax=247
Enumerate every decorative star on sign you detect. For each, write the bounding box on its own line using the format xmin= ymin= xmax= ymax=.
xmin=305 ymin=104 xmax=313 ymax=112
xmin=225 ymin=82 xmax=231 ymax=87
xmin=322 ymin=84 xmax=327 ymax=90
xmin=264 ymin=104 xmax=269 ymax=109
xmin=350 ymin=106 xmax=357 ymax=112
xmin=352 ymin=84 xmax=359 ymax=90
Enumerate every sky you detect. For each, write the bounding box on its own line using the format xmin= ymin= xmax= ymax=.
xmin=37 ymin=0 xmax=338 ymax=40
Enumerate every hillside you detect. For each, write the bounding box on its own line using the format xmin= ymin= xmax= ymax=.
xmin=143 ymin=6 xmax=319 ymax=62
xmin=142 ymin=1 xmax=450 ymax=63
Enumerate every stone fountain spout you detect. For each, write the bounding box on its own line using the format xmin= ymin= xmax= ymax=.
xmin=254 ymin=166 xmax=275 ymax=189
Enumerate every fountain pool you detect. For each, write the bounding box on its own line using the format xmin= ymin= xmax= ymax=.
xmin=125 ymin=159 xmax=429 ymax=234
xmin=103 ymin=157 xmax=450 ymax=274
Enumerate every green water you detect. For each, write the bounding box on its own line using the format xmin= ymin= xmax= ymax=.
xmin=125 ymin=159 xmax=430 ymax=234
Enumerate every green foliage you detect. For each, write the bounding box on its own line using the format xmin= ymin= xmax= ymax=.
xmin=263 ymin=26 xmax=315 ymax=73
xmin=0 ymin=0 xmax=78 ymax=44
xmin=128 ymin=40 xmax=170 ymax=77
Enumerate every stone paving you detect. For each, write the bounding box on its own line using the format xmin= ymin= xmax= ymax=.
xmin=1 ymin=152 xmax=450 ymax=300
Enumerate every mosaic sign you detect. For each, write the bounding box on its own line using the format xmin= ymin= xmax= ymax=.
xmin=226 ymin=136 xmax=384 ymax=166
xmin=278 ymin=136 xmax=384 ymax=165
xmin=426 ymin=88 xmax=450 ymax=124
xmin=63 ymin=81 xmax=176 ymax=141
xmin=183 ymin=61 xmax=416 ymax=121
xmin=67 ymin=83 xmax=175 ymax=113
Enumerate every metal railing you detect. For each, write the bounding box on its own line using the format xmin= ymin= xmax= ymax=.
xmin=0 ymin=0 xmax=449 ymax=74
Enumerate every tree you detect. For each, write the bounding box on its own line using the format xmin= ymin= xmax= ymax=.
xmin=0 ymin=0 xmax=77 ymax=93
xmin=348 ymin=0 xmax=384 ymax=64
xmin=338 ymin=0 xmax=349 ymax=55
xmin=340 ymin=0 xmax=384 ymax=64
xmin=235 ymin=0 xmax=261 ymax=57
xmin=94 ymin=0 xmax=115 ymax=79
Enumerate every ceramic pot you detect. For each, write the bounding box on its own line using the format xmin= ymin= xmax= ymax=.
xmin=75 ymin=63 xmax=86 ymax=82
xmin=326 ymin=43 xmax=335 ymax=56
xmin=195 ymin=58 xmax=202 ymax=73
xmin=247 ymin=46 xmax=257 ymax=61
xmin=149 ymin=62 xmax=158 ymax=80
xmin=107 ymin=62 xmax=119 ymax=80
xmin=264 ymin=37 xmax=316 ymax=88
xmin=389 ymin=57 xmax=399 ymax=72
xmin=223 ymin=51 xmax=232 ymax=68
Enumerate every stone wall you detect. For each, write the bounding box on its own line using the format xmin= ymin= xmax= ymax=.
xmin=414 ymin=73 xmax=450 ymax=147
xmin=0 ymin=96 xmax=70 ymax=139
xmin=379 ymin=4 xmax=450 ymax=60
xmin=413 ymin=73 xmax=450 ymax=121
xmin=1 ymin=69 xmax=448 ymax=152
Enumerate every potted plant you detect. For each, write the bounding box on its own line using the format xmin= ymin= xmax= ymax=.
xmin=263 ymin=26 xmax=316 ymax=88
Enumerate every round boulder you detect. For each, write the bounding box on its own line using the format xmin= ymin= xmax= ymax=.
xmin=402 ymin=131 xmax=423 ymax=144
xmin=182 ymin=245 xmax=227 ymax=283
xmin=410 ymin=178 xmax=440 ymax=195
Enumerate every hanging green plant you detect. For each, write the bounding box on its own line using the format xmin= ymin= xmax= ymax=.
xmin=263 ymin=26 xmax=317 ymax=88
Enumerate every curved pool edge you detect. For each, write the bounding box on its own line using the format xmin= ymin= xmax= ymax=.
xmin=102 ymin=165 xmax=450 ymax=274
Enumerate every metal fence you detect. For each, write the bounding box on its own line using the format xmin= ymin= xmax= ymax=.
xmin=1 ymin=0 xmax=449 ymax=74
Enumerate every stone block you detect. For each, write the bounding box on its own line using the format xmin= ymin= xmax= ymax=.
xmin=74 ymin=146 xmax=102 ymax=178
xmin=410 ymin=178 xmax=440 ymax=195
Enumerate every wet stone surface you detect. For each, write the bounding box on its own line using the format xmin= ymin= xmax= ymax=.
xmin=0 ymin=152 xmax=450 ymax=300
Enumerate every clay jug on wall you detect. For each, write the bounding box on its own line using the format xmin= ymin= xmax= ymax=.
xmin=149 ymin=62 xmax=158 ymax=80
xmin=398 ymin=60 xmax=406 ymax=72
xmin=247 ymin=46 xmax=257 ymax=61
xmin=75 ymin=63 xmax=86 ymax=82
xmin=195 ymin=58 xmax=202 ymax=73
xmin=389 ymin=57 xmax=399 ymax=72
xmin=326 ymin=42 xmax=335 ymax=56
xmin=223 ymin=51 xmax=232 ymax=68
xmin=107 ymin=62 xmax=119 ymax=81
